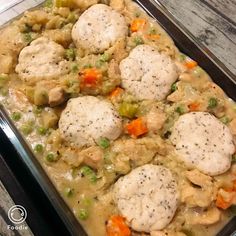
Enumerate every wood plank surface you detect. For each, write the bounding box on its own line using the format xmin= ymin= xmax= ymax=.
xmin=159 ymin=0 xmax=236 ymax=75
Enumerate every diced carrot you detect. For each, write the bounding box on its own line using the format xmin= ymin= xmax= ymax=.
xmin=126 ymin=117 xmax=148 ymax=137
xmin=80 ymin=68 xmax=102 ymax=87
xmin=109 ymin=87 xmax=123 ymax=98
xmin=144 ymin=34 xmax=160 ymax=40
xmin=130 ymin=18 xmax=146 ymax=32
xmin=106 ymin=215 xmax=131 ymax=236
xmin=216 ymin=194 xmax=233 ymax=210
xmin=188 ymin=102 xmax=200 ymax=111
xmin=216 ymin=188 xmax=236 ymax=210
xmin=185 ymin=60 xmax=198 ymax=69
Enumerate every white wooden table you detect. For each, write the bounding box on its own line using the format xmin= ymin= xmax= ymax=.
xmin=0 ymin=0 xmax=235 ymax=235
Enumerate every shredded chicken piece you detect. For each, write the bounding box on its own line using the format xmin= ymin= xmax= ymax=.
xmin=107 ymin=38 xmax=128 ymax=62
xmin=79 ymin=146 xmax=104 ymax=169
xmin=181 ymin=169 xmax=215 ymax=207
xmin=186 ymin=207 xmax=221 ymax=225
xmin=229 ymin=118 xmax=236 ymax=135
xmin=110 ymin=0 xmax=125 ymax=11
xmin=48 ymin=87 xmax=65 ymax=107
xmin=107 ymin=59 xmax=121 ymax=80
xmin=146 ymin=107 xmax=166 ymax=133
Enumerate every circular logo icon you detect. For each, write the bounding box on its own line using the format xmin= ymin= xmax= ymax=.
xmin=8 ymin=205 xmax=27 ymax=224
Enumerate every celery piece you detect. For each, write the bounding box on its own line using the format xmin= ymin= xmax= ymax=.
xmin=11 ymin=112 xmax=21 ymax=121
xmin=118 ymin=102 xmax=138 ymax=119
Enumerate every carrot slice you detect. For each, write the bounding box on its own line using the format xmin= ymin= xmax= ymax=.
xmin=185 ymin=60 xmax=198 ymax=69
xmin=80 ymin=68 xmax=102 ymax=87
xmin=188 ymin=102 xmax=200 ymax=111
xmin=130 ymin=18 xmax=146 ymax=32
xmin=106 ymin=215 xmax=131 ymax=236
xmin=216 ymin=194 xmax=233 ymax=210
xmin=126 ymin=117 xmax=148 ymax=137
xmin=109 ymin=87 xmax=123 ymax=98
xmin=216 ymin=188 xmax=235 ymax=210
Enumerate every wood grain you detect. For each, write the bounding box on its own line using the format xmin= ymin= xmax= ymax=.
xmin=159 ymin=0 xmax=236 ymax=75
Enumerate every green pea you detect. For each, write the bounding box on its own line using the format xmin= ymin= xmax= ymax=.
xmin=80 ymin=166 xmax=97 ymax=183
xmin=98 ymin=137 xmax=110 ymax=149
xmin=23 ymin=33 xmax=33 ymax=44
xmin=149 ymin=27 xmax=156 ymax=35
xmin=208 ymin=97 xmax=218 ymax=109
xmin=33 ymin=106 xmax=43 ymax=114
xmin=0 ymin=88 xmax=8 ymax=96
xmin=21 ymin=124 xmax=33 ymax=135
xmin=80 ymin=166 xmax=93 ymax=176
xmin=133 ymin=36 xmax=144 ymax=46
xmin=71 ymin=63 xmax=79 ymax=73
xmin=0 ymin=74 xmax=9 ymax=88
xmin=64 ymin=187 xmax=74 ymax=197
xmin=37 ymin=126 xmax=47 ymax=135
xmin=179 ymin=53 xmax=186 ymax=61
xmin=34 ymin=144 xmax=44 ymax=153
xmin=45 ymin=152 xmax=58 ymax=162
xmin=193 ymin=67 xmax=203 ymax=76
xmin=65 ymin=48 xmax=76 ymax=61
xmin=83 ymin=64 xmax=93 ymax=69
xmin=171 ymin=83 xmax=177 ymax=92
xmin=99 ymin=53 xmax=110 ymax=62
xmin=89 ymin=174 xmax=97 ymax=183
xmin=81 ymin=198 xmax=92 ymax=207
xmin=220 ymin=116 xmax=230 ymax=124
xmin=175 ymin=106 xmax=185 ymax=115
xmin=67 ymin=13 xmax=77 ymax=23
xmin=78 ymin=209 xmax=89 ymax=220
xmin=11 ymin=112 xmax=21 ymax=121
xmin=232 ymin=154 xmax=236 ymax=163
xmin=135 ymin=12 xmax=141 ymax=17
xmin=44 ymin=0 xmax=53 ymax=7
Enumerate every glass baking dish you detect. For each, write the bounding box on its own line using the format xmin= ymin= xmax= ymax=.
xmin=0 ymin=0 xmax=236 ymax=235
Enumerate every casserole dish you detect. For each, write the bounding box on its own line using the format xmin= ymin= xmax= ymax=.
xmin=0 ymin=0 xmax=236 ymax=235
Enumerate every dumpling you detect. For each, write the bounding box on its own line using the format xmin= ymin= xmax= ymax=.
xmin=113 ymin=164 xmax=179 ymax=232
xmin=15 ymin=37 xmax=70 ymax=83
xmin=59 ymin=96 xmax=122 ymax=148
xmin=170 ymin=112 xmax=235 ymax=176
xmin=119 ymin=45 xmax=178 ymax=100
xmin=72 ymin=4 xmax=128 ymax=53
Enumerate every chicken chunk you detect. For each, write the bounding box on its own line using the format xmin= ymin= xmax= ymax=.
xmin=186 ymin=207 xmax=221 ymax=225
xmin=48 ymin=87 xmax=66 ymax=107
xmin=146 ymin=107 xmax=166 ymax=133
xmin=181 ymin=170 xmax=215 ymax=207
xmin=110 ymin=0 xmax=125 ymax=11
xmin=79 ymin=146 xmax=104 ymax=169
